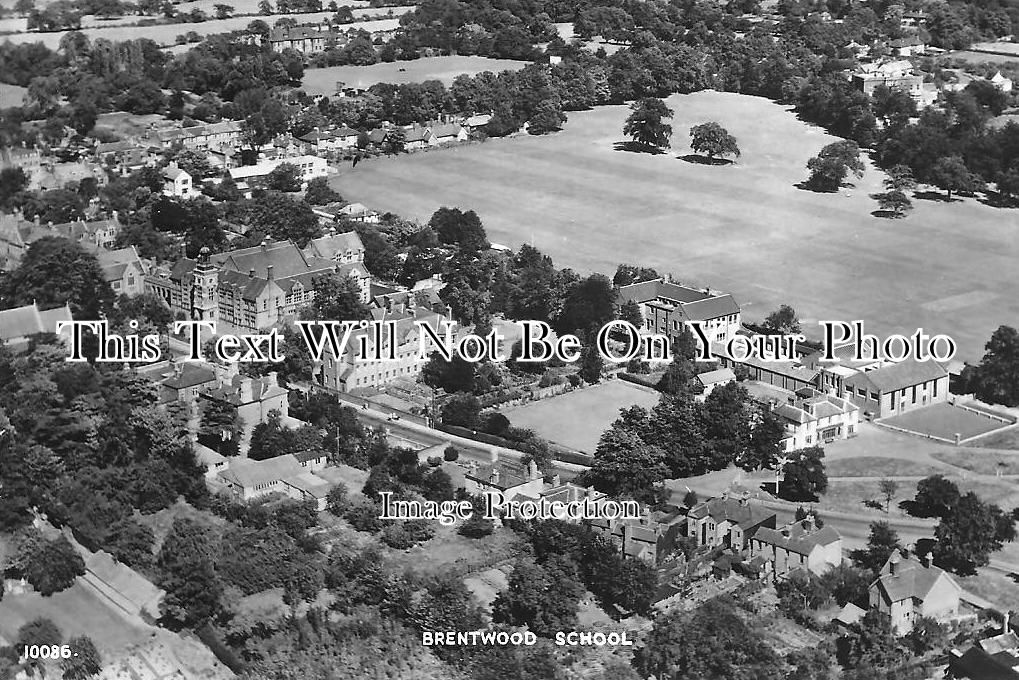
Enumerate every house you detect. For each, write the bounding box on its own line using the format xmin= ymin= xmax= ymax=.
xmin=268 ymin=24 xmax=342 ymax=54
xmin=36 ymin=161 xmax=107 ymax=192
xmin=0 ymin=303 xmax=73 ymax=353
xmin=162 ymin=162 xmax=195 ymax=198
xmin=217 ymin=452 xmax=333 ymax=509
xmin=146 ymin=240 xmax=344 ymax=334
xmin=749 ymin=515 xmax=842 ymax=577
xmin=298 ymin=126 xmax=360 ymax=151
xmin=992 ymin=71 xmax=1014 ymax=92
xmin=227 ymin=154 xmax=328 ymax=192
xmin=335 ymin=202 xmax=380 ymax=223
xmin=616 ymin=277 xmax=742 ymax=346
xmin=695 ymin=367 xmax=736 ymax=400
xmin=461 ymin=450 xmax=546 ymax=501
xmin=713 ymin=339 xmax=822 ymax=393
xmin=199 ymin=367 xmax=289 ymax=454
xmin=95 ymin=140 xmax=154 ymax=173
xmin=0 ymin=213 xmax=123 ymax=268
xmin=51 ymin=215 xmax=122 ymax=252
xmin=314 ymin=303 xmax=449 ymax=392
xmin=303 ymin=230 xmax=366 ymax=265
xmin=686 ymin=491 xmax=777 ymax=549
xmin=152 ymin=120 xmax=242 ymax=150
xmin=0 ymin=145 xmax=43 ymax=178
xmin=96 ymin=246 xmax=147 ymax=296
xmin=950 ymin=629 xmax=1019 ymax=680
xmin=890 ymin=34 xmax=927 ymax=57
xmin=464 ymin=114 xmax=492 ymax=132
xmin=869 ymin=549 xmax=962 ymax=634
xmin=752 ymin=385 xmax=860 ymax=451
xmin=432 ymin=122 xmax=468 ymax=144
xmin=404 ymin=126 xmax=436 ymax=150
xmin=157 ymin=361 xmax=218 ymax=403
xmin=853 ymin=60 xmax=925 ymax=104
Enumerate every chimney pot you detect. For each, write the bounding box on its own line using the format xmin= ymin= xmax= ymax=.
xmin=266 ymin=265 xmax=274 ymax=280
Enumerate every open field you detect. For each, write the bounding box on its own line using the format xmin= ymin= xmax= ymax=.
xmin=301 ymin=55 xmax=527 ymax=94
xmin=332 ymin=90 xmax=1019 ymax=363
xmin=814 ymin=475 xmax=1019 ymax=518
xmin=960 ymin=569 xmax=1019 ymax=613
xmin=0 ymin=82 xmax=26 ymax=108
xmin=0 ymin=13 xmax=399 ymax=47
xmin=879 ymin=403 xmax=1013 ymax=441
xmin=945 ymin=49 xmax=1019 ymax=65
xmin=974 ymin=428 xmax=1019 ymax=450
xmin=825 ymin=455 xmax=942 ymax=478
xmin=0 ymin=582 xmax=152 ymax=656
xmin=499 ymin=380 xmax=661 ymax=453
xmin=932 ymin=448 xmax=1019 ymax=474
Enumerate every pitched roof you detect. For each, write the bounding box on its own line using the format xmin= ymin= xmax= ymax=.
xmin=688 ymin=495 xmax=775 ymax=528
xmin=697 ymin=367 xmax=736 ymax=386
xmin=0 ymin=303 xmax=72 ymax=344
xmin=617 ymin=278 xmax=740 ymax=320
xmin=201 ymin=374 xmax=287 ymax=406
xmin=752 ymin=519 xmax=841 ymax=556
xmin=845 ymin=359 xmax=948 ymax=393
xmin=432 ymin=123 xmax=464 ymax=138
xmin=212 ymin=240 xmax=336 ymax=286
xmin=162 ymin=165 xmax=187 ymax=180
xmin=405 ymin=127 xmax=433 ymax=143
xmin=220 ymin=454 xmax=302 ymax=489
xmin=97 ymin=246 xmax=143 ymax=282
xmin=162 ymin=363 xmax=217 ymax=389
xmin=304 ymin=231 xmax=365 ymax=260
xmin=873 ymin=550 xmax=960 ymax=604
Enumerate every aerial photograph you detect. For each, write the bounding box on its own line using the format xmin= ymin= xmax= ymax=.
xmin=2 ymin=0 xmax=1019 ymax=677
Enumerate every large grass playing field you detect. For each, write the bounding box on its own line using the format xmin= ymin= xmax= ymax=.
xmin=301 ymin=56 xmax=528 ymax=94
xmin=499 ymin=379 xmax=661 ymax=453
xmin=331 ymin=90 xmax=1019 ymax=362
xmin=879 ymin=402 xmax=1013 ymax=441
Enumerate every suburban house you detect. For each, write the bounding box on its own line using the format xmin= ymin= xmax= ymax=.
xmin=314 ymin=303 xmax=449 ymax=392
xmin=992 ymin=71 xmax=1014 ymax=92
xmin=162 ymin=163 xmax=195 ymax=198
xmin=0 ymin=213 xmax=122 ymax=268
xmin=155 ymin=361 xmax=218 ymax=403
xmin=198 ymin=367 xmax=289 ymax=454
xmin=432 ymin=122 xmax=469 ymax=144
xmin=749 ymin=515 xmax=842 ymax=577
xmin=303 ymin=230 xmax=366 ymax=265
xmin=869 ymin=549 xmax=963 ymax=634
xmin=461 ymin=451 xmax=546 ymax=501
xmin=268 ymin=24 xmax=342 ymax=53
xmin=147 ymin=240 xmax=345 ymax=334
xmin=51 ymin=215 xmax=122 ymax=251
xmin=686 ymin=491 xmax=777 ymax=549
xmin=217 ymin=452 xmax=332 ymax=509
xmin=228 ymin=154 xmax=328 ymax=192
xmin=153 ymin=120 xmax=242 ymax=150
xmin=0 ymin=302 xmax=73 ymax=353
xmin=96 ymin=245 xmax=147 ymax=296
xmin=617 ymin=277 xmax=742 ymax=346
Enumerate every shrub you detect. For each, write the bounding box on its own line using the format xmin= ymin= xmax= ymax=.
xmin=444 ymin=446 xmax=459 ymax=462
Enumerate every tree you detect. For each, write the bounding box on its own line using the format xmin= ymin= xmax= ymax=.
xmin=934 ymin=491 xmax=1016 ymax=574
xmin=16 ymin=618 xmax=62 ymax=649
xmin=266 ymin=162 xmax=302 ymax=192
xmin=492 ymin=556 xmax=584 ymax=638
xmin=383 ymin=127 xmax=405 ymax=154
xmin=762 ymin=304 xmax=800 ymax=334
xmin=527 ymin=100 xmax=566 ymax=135
xmin=23 ymin=535 xmax=85 ymax=595
xmin=780 ymin=446 xmax=827 ymax=501
xmin=578 ymin=343 xmax=604 ymax=383
xmin=876 ymin=189 xmax=912 ymax=217
xmin=689 ymin=122 xmax=740 ymax=161
xmin=745 ymin=405 xmax=785 ymax=470
xmin=809 ymin=140 xmax=864 ymax=188
xmin=966 ymin=326 xmax=1019 ymax=407
xmin=556 ymin=274 xmax=616 ymax=334
xmin=440 ymin=393 xmax=481 ymax=428
xmin=304 ymin=176 xmax=341 ymax=205
xmin=820 ymin=562 xmax=871 ymax=606
xmin=623 ymin=97 xmax=673 ymax=152
xmin=851 ymin=521 xmax=902 ymax=574
xmin=0 ymin=237 xmax=114 ymax=318
xmin=302 ymin=270 xmax=368 ymax=321
xmin=172 ymin=148 xmax=213 ymax=181
xmin=878 ymin=479 xmax=898 ymax=512
xmin=583 ymin=425 xmax=668 ymax=504
xmin=213 ymin=3 xmax=233 ymax=18
xmin=931 ymin=155 xmax=981 ymax=200
xmin=198 ymin=399 xmax=243 ymax=456
xmin=62 ymin=636 xmax=101 ymax=680
xmin=429 ymin=207 xmax=488 ymax=252
xmin=839 ymin=609 xmax=902 ymax=670
xmin=913 ymin=474 xmax=960 ymax=518
xmin=884 ymin=164 xmax=917 ymax=193
xmin=326 ymin=483 xmax=348 ymax=516
xmin=258 ymin=0 xmax=272 ymax=13
xmin=107 ymin=517 xmax=155 ymax=567
xmin=156 ymin=517 xmax=222 ymax=628
xmin=248 ymin=192 xmax=321 ymax=247
xmin=0 ymin=167 xmax=29 ymax=210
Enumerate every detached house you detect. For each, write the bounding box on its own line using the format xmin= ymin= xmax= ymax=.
xmin=686 ymin=491 xmax=777 ymax=549
xmin=162 ymin=163 xmax=195 ymax=199
xmin=869 ymin=549 xmax=962 ymax=634
xmin=749 ymin=515 xmax=842 ymax=577
xmin=96 ymin=246 xmax=146 ymax=296
xmin=198 ymin=367 xmax=289 ymax=454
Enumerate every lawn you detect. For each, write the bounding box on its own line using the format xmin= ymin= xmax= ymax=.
xmin=931 ymin=448 xmax=1019 ymax=475
xmin=499 ymin=379 xmax=661 ymax=453
xmin=879 ymin=403 xmax=1013 ymax=442
xmin=0 ymin=583 xmax=152 ymax=657
xmin=959 ymin=569 xmax=1019 ymax=613
xmin=824 ymin=455 xmax=942 ymax=478
xmin=0 ymin=13 xmax=400 ymax=47
xmin=973 ymin=428 xmax=1019 ymax=450
xmin=945 ymin=50 xmax=1019 ymax=65
xmin=332 ymin=89 xmax=1019 ymax=363
xmin=0 ymin=82 xmax=26 ymax=108
xmin=384 ymin=523 xmax=524 ymax=576
xmin=301 ymin=55 xmax=528 ymax=94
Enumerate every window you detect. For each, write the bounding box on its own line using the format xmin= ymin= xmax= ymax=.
xmin=870 ymin=391 xmax=879 ymax=401
xmin=912 ymin=385 xmax=917 ymax=403
xmin=933 ymin=380 xmax=938 ymax=397
xmin=857 ymin=387 xmax=866 ymax=397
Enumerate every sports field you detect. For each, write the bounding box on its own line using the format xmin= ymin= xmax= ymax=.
xmin=302 ymin=56 xmax=527 ymax=94
xmin=332 ymin=90 xmax=1019 ymax=362
xmin=879 ymin=402 xmax=1013 ymax=441
xmin=499 ymin=379 xmax=660 ymax=453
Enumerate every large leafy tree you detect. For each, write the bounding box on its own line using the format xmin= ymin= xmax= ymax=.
xmin=780 ymin=446 xmax=828 ymax=501
xmin=931 ymin=155 xmax=982 ymax=200
xmin=934 ymin=491 xmax=1016 ymax=574
xmin=689 ymin=121 xmax=740 ymax=161
xmin=964 ymin=325 xmax=1019 ymax=407
xmin=492 ymin=556 xmax=584 ymax=638
xmin=156 ymin=517 xmax=222 ymax=629
xmin=912 ymin=474 xmax=960 ymax=518
xmin=62 ymin=636 xmax=102 ymax=680
xmin=583 ymin=425 xmax=668 ymax=504
xmin=0 ymin=237 xmax=114 ymax=317
xmin=22 ymin=534 xmax=85 ymax=595
xmin=806 ymin=140 xmax=865 ymax=191
xmin=623 ymin=97 xmax=673 ymax=151
xmin=851 ymin=521 xmax=902 ymax=574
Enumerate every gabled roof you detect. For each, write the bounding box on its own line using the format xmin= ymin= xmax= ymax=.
xmin=405 ymin=127 xmax=433 ymax=143
xmin=616 ymin=278 xmax=739 ymax=320
xmin=697 ymin=367 xmax=736 ymax=386
xmin=872 ymin=549 xmax=960 ymax=604
xmin=162 ymin=363 xmax=217 ymax=390
xmin=220 ymin=454 xmax=302 ymax=489
xmin=432 ymin=123 xmax=464 ymax=138
xmin=162 ymin=165 xmax=187 ymax=181
xmin=0 ymin=303 xmax=72 ymax=343
xmin=688 ymin=495 xmax=775 ymax=528
xmin=212 ymin=240 xmax=335 ymax=283
xmin=752 ymin=519 xmax=841 ymax=556
xmin=201 ymin=374 xmax=287 ymax=406
xmin=845 ymin=359 xmax=948 ymax=393
xmin=304 ymin=231 xmax=365 ymax=260
xmin=97 ymin=246 xmax=143 ymax=282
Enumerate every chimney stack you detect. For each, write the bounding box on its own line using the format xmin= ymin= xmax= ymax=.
xmin=889 ymin=549 xmax=901 ymax=575
xmin=249 ymin=268 xmax=255 ymax=278
xmin=490 ymin=468 xmax=500 ymax=486
xmin=238 ymin=377 xmax=253 ymax=403
xmin=923 ymin=552 xmax=933 ymax=568
xmin=552 ymin=474 xmax=561 ymax=487
xmin=527 ymin=460 xmax=538 ymax=480
xmin=266 ymin=265 xmax=274 ymax=281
